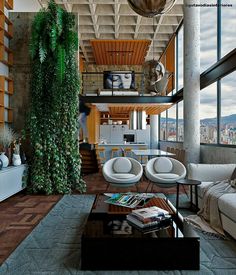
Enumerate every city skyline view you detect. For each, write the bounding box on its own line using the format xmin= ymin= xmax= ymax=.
xmin=160 ymin=113 xmax=236 ymax=145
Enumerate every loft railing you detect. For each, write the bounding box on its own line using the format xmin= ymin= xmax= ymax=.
xmin=81 ymin=71 xmax=174 ymax=97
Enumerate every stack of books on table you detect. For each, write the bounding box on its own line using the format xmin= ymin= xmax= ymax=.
xmin=126 ymin=206 xmax=172 ymax=233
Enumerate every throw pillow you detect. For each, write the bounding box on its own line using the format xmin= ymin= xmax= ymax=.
xmin=113 ymin=158 xmax=132 ymax=173
xmin=154 ymin=157 xmax=173 ymax=173
xmin=230 ymin=167 xmax=236 ymax=180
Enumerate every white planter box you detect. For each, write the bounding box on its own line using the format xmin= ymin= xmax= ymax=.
xmin=0 ymin=164 xmax=27 ymax=202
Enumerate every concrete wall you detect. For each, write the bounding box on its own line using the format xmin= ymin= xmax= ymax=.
xmin=200 ymin=145 xmax=236 ymax=164
xmin=160 ymin=141 xmax=236 ymax=164
xmin=9 ymin=12 xmax=35 ymax=132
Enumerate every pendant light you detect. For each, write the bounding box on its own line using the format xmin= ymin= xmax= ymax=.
xmin=127 ymin=0 xmax=176 ymax=18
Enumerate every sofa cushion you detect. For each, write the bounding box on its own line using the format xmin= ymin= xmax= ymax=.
xmin=154 ymin=173 xmax=179 ymax=179
xmin=113 ymin=158 xmax=132 ymax=173
xmin=218 ymin=194 xmax=236 ymax=223
xmin=231 ymin=168 xmax=236 ymax=180
xmin=154 ymin=157 xmax=173 ymax=173
xmin=111 ymin=173 xmax=135 ymax=179
xmin=188 ymin=163 xmax=236 ymax=182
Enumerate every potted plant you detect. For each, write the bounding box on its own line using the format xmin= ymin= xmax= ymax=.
xmin=0 ymin=126 xmax=17 ymax=167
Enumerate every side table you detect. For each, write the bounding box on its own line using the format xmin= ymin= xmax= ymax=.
xmin=176 ymin=179 xmax=201 ymax=211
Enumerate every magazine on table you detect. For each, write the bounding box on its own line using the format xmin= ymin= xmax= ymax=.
xmin=104 ymin=193 xmax=154 ymax=208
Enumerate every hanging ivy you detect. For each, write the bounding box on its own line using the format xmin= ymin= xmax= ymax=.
xmin=27 ymin=0 xmax=85 ymax=194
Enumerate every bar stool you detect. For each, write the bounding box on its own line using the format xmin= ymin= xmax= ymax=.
xmin=123 ymin=147 xmax=133 ymax=157
xmin=96 ymin=147 xmax=106 ymax=165
xmin=111 ymin=147 xmax=120 ymax=158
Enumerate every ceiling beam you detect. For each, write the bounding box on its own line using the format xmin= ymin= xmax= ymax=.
xmin=78 ymin=16 xmax=89 ymax=63
xmin=146 ymin=15 xmax=165 ymax=60
xmin=37 ymin=0 xmax=47 ymax=8
xmin=88 ymin=0 xmax=99 ymax=39
xmin=134 ymin=16 xmax=142 ymax=39
xmin=63 ymin=0 xmax=73 ymax=12
xmin=114 ymin=0 xmax=121 ymax=39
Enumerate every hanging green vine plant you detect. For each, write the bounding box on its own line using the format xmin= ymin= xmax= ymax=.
xmin=27 ymin=0 xmax=86 ymax=194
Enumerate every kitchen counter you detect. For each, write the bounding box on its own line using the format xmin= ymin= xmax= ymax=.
xmin=97 ymin=143 xmax=148 ymax=161
xmin=98 ymin=143 xmax=148 ymax=146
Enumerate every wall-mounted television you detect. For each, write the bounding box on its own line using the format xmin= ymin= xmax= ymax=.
xmin=103 ymin=71 xmax=135 ymax=89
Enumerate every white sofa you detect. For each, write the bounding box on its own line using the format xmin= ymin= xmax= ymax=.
xmin=188 ymin=163 xmax=236 ymax=239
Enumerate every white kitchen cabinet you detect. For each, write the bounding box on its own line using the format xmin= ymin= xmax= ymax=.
xmin=100 ymin=125 xmax=111 ymax=142
xmin=0 ymin=165 xmax=27 ymax=202
xmin=110 ymin=125 xmax=125 ymax=143
xmin=100 ymin=125 xmax=127 ymax=143
xmin=100 ymin=124 xmax=150 ymax=145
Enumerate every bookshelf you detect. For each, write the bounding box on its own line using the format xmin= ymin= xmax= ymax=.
xmin=0 ymin=0 xmax=13 ymax=127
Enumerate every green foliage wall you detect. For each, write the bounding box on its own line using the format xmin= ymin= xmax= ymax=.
xmin=28 ymin=0 xmax=85 ymax=194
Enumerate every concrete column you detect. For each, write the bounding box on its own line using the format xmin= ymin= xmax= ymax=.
xmin=150 ymin=115 xmax=159 ymax=149
xmin=183 ymin=0 xmax=200 ymax=164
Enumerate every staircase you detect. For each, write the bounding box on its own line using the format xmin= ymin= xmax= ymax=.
xmin=80 ymin=143 xmax=99 ymax=175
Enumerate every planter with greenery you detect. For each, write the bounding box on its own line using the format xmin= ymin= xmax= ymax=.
xmin=27 ymin=0 xmax=85 ymax=194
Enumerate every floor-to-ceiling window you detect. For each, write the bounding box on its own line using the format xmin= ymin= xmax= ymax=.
xmin=167 ymin=105 xmax=176 ymax=141
xmin=221 ymin=3 xmax=236 ymax=58
xmin=159 ymin=2 xmax=236 ymax=147
xmin=177 ymin=101 xmax=184 ymax=142
xmin=200 ymin=1 xmax=217 ymax=72
xmin=220 ymin=71 xmax=236 ymax=145
xmin=200 ymin=83 xmax=217 ymax=143
xmin=177 ymin=26 xmax=183 ymax=89
xmin=160 ymin=111 xmax=167 ymax=140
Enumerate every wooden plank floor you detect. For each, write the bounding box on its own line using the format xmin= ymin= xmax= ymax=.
xmin=0 ymin=171 xmax=186 ymax=266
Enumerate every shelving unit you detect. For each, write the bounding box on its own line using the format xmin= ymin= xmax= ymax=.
xmin=0 ymin=44 xmax=13 ymax=66
xmin=100 ymin=112 xmax=150 ymax=125
xmin=0 ymin=0 xmax=14 ymax=127
xmin=0 ymin=13 xmax=13 ymax=40
xmin=0 ymin=0 xmax=13 ymax=12
xmin=4 ymin=0 xmax=13 ymax=10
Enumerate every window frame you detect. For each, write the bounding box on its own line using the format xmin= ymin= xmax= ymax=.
xmin=158 ymin=1 xmax=236 ymax=148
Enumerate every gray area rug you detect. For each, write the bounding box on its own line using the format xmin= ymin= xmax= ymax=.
xmin=1 ymin=194 xmax=236 ymax=275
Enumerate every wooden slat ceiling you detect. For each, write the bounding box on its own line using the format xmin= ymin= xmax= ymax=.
xmin=90 ymin=40 xmax=151 ymax=65
xmin=108 ymin=103 xmax=173 ymax=116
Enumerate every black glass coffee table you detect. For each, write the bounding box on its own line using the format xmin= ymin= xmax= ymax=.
xmin=81 ymin=194 xmax=200 ymax=270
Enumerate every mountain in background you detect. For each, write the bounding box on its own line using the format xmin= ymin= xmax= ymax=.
xmin=161 ymin=114 xmax=236 ymax=125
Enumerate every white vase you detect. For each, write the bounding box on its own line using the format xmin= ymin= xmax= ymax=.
xmin=0 ymin=152 xmax=9 ymax=168
xmin=12 ymin=154 xmax=21 ymax=166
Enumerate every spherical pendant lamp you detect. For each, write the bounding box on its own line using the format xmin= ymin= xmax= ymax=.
xmin=127 ymin=0 xmax=176 ymax=18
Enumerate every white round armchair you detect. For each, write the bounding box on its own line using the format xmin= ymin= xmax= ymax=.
xmin=145 ymin=157 xmax=186 ymax=189
xmin=102 ymin=157 xmax=143 ymax=189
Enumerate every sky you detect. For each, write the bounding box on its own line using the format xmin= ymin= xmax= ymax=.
xmin=199 ymin=2 xmax=236 ymax=119
xmin=169 ymin=2 xmax=236 ymax=120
